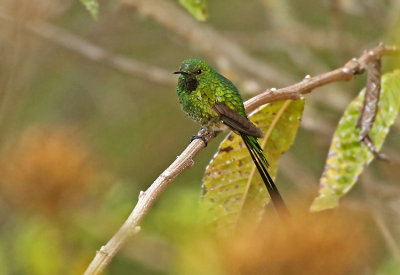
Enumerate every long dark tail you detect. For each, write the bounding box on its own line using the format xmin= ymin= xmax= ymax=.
xmin=240 ymin=133 xmax=290 ymax=219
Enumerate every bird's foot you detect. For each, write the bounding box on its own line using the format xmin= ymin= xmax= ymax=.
xmin=191 ymin=134 xmax=208 ymax=147
xmin=190 ymin=128 xmax=210 ymax=147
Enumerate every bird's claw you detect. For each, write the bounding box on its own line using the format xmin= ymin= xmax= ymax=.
xmin=190 ymin=134 xmax=208 ymax=147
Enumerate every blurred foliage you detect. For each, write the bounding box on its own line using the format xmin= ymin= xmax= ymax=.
xmin=80 ymin=0 xmax=99 ymax=19
xmin=379 ymin=258 xmax=400 ymax=275
xmin=178 ymin=0 xmax=208 ymax=21
xmin=0 ymin=0 xmax=399 ymax=274
xmin=201 ymin=99 xmax=304 ymax=231
xmin=174 ymin=201 xmax=375 ymax=275
xmin=0 ymin=126 xmax=95 ymax=216
xmin=312 ymin=71 xmax=400 ymax=211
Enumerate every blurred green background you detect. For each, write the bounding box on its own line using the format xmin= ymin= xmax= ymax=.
xmin=0 ymin=0 xmax=400 ymax=274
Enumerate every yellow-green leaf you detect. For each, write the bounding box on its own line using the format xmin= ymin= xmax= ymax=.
xmin=178 ymin=0 xmax=208 ymax=21
xmin=200 ymin=99 xmax=304 ymax=230
xmin=80 ymin=0 xmax=99 ymax=19
xmin=311 ymin=70 xmax=400 ymax=211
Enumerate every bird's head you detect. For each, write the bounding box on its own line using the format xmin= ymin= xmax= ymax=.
xmin=174 ymin=58 xmax=212 ymax=79
xmin=174 ymin=58 xmax=212 ymax=92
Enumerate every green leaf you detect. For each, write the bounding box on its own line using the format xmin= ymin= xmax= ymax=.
xmin=178 ymin=0 xmax=208 ymax=21
xmin=200 ymin=99 xmax=304 ymax=231
xmin=311 ymin=70 xmax=400 ymax=211
xmin=80 ymin=0 xmax=99 ymax=19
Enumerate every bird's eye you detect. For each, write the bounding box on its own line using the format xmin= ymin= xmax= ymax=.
xmin=196 ymin=69 xmax=202 ymax=74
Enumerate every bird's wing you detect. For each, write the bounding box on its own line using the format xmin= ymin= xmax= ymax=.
xmin=213 ymin=103 xmax=263 ymax=138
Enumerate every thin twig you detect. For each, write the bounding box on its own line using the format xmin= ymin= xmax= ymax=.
xmin=361 ymin=172 xmax=400 ymax=259
xmin=84 ymin=43 xmax=399 ymax=275
xmin=371 ymin=208 xmax=400 ymax=259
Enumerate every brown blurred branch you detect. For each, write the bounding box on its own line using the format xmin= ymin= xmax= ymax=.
xmin=84 ymin=43 xmax=399 ymax=274
xmin=122 ymin=0 xmax=295 ymax=86
xmin=280 ymin=154 xmax=318 ymax=190
xmin=0 ymin=11 xmax=176 ymax=86
xmin=0 ymin=8 xmax=356 ymax=139
xmin=262 ymin=0 xmax=361 ymax=53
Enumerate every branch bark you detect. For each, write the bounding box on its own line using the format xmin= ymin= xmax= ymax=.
xmin=84 ymin=43 xmax=399 ymax=274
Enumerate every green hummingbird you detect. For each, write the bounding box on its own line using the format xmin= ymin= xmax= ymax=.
xmin=174 ymin=58 xmax=289 ymax=217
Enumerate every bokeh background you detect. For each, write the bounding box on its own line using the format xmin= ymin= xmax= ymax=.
xmin=0 ymin=0 xmax=400 ymax=274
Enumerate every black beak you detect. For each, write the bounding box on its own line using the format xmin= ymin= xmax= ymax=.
xmin=173 ymin=71 xmax=188 ymax=75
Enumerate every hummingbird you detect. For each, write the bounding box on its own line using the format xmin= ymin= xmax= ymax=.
xmin=174 ymin=58 xmax=289 ymax=218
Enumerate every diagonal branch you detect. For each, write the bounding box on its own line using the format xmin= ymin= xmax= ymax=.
xmin=122 ymin=0 xmax=295 ymax=86
xmin=84 ymin=43 xmax=399 ymax=275
xmin=0 ymin=8 xmax=356 ymax=140
xmin=0 ymin=10 xmax=176 ymax=86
